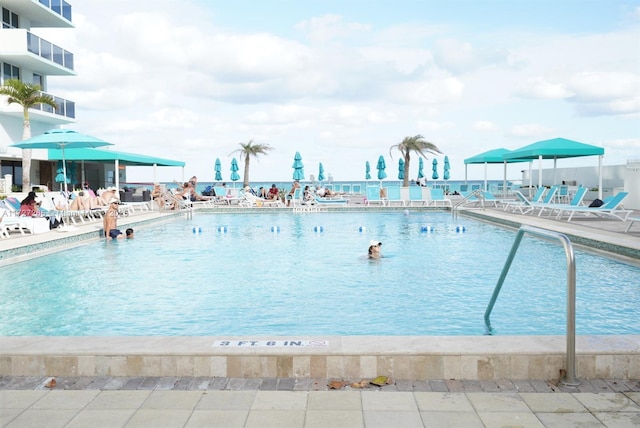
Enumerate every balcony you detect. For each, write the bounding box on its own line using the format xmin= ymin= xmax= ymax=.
xmin=1 ymin=0 xmax=73 ymax=28
xmin=0 ymin=29 xmax=75 ymax=76
xmin=0 ymin=92 xmax=76 ymax=125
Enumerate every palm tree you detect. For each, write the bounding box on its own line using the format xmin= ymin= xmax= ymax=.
xmin=390 ymin=135 xmax=442 ymax=187
xmin=0 ymin=79 xmax=57 ymax=190
xmin=230 ymin=139 xmax=273 ymax=187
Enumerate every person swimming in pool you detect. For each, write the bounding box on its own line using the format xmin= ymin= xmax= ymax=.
xmin=368 ymin=240 xmax=382 ymax=259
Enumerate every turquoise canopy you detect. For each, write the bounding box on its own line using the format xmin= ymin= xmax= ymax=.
xmin=464 ymin=148 xmax=514 ymax=164
xmin=502 ymin=138 xmax=604 ymax=161
xmin=504 ymin=137 xmax=605 ymax=193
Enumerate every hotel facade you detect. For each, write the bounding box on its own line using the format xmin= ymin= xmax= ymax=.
xmin=0 ymin=0 xmax=74 ymax=192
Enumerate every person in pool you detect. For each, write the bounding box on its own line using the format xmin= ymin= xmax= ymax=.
xmin=368 ymin=240 xmax=382 ymax=259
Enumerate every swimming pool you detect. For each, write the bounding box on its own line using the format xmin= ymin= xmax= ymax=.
xmin=2 ymin=212 xmax=639 ymax=336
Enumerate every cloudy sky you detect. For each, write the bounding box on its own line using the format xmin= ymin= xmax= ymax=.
xmin=41 ymin=0 xmax=640 ymax=183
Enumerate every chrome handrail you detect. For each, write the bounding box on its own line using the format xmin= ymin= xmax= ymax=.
xmin=483 ymin=225 xmax=579 ymax=386
xmin=452 ymin=188 xmax=485 ymax=219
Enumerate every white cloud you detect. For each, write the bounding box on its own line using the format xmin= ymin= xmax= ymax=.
xmin=509 ymin=124 xmax=555 ymax=138
xmin=516 ymin=77 xmax=573 ymax=99
xmin=295 ymin=14 xmax=371 ymax=44
xmin=473 ymin=121 xmax=499 ymax=132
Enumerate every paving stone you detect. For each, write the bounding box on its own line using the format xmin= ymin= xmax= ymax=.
xmin=277 ymin=378 xmax=295 ymax=391
xmin=172 ymin=377 xmax=193 ymax=390
xmin=530 ymin=380 xmax=556 ymax=392
xmin=494 ymin=380 xmax=517 ymax=392
xmin=102 ymin=377 xmax=130 ymax=390
xmin=226 ymin=378 xmax=248 ymax=391
xmin=243 ymin=378 xmax=263 ymax=390
xmin=84 ymin=377 xmax=111 ymax=390
xmin=479 ymin=380 xmax=502 ymax=392
xmin=293 ymin=378 xmax=315 ymax=391
xmin=9 ymin=377 xmax=46 ymax=390
xmin=260 ymin=378 xmax=278 ymax=390
xmin=445 ymin=379 xmax=465 ymax=392
xmin=309 ymin=378 xmax=328 ymax=391
xmin=462 ymin=380 xmax=483 ymax=392
xmin=138 ymin=377 xmax=160 ymax=390
xmin=575 ymin=380 xmax=599 ymax=393
xmin=412 ymin=380 xmax=432 ymax=392
xmin=62 ymin=377 xmax=96 ymax=390
xmin=429 ymin=380 xmax=449 ymax=392
xmin=121 ymin=377 xmax=145 ymax=390
xmin=512 ymin=380 xmax=536 ymax=392
xmin=207 ymin=377 xmax=228 ymax=390
xmin=395 ymin=379 xmax=414 ymax=391
xmin=189 ymin=377 xmax=214 ymax=390
xmin=155 ymin=377 xmax=179 ymax=390
xmin=590 ymin=378 xmax=614 ymax=392
xmin=606 ymin=379 xmax=632 ymax=392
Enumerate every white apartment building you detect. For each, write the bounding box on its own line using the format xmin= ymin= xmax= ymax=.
xmin=0 ymin=0 xmax=75 ymax=191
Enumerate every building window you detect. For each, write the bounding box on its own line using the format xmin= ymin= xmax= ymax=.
xmin=2 ymin=7 xmax=19 ymax=29
xmin=33 ymin=73 xmax=44 ymax=89
xmin=2 ymin=63 xmax=20 ymax=83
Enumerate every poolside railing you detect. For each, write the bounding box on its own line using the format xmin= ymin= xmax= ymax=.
xmin=484 ymin=225 xmax=579 ymax=386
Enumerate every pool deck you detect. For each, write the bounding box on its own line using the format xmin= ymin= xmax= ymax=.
xmin=1 ymin=204 xmax=639 ymax=427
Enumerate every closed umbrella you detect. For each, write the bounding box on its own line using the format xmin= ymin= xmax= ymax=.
xmin=67 ymin=161 xmax=77 ymax=187
xmin=214 ymin=158 xmax=222 ymax=181
xmin=365 ymin=161 xmax=371 ymax=180
xmin=10 ymin=129 xmax=113 ymax=194
xmin=55 ymin=161 xmax=67 ymax=189
xmin=418 ymin=157 xmax=424 ymax=179
xmin=318 ymin=162 xmax=325 ymax=182
xmin=443 ymin=156 xmax=450 ymax=180
xmin=376 ymin=155 xmax=387 ymax=184
xmin=230 ymin=158 xmax=240 ymax=188
xmin=398 ymin=158 xmax=405 ymax=180
xmin=292 ymin=151 xmax=304 ymax=181
xmin=432 ymin=158 xmax=439 ymax=180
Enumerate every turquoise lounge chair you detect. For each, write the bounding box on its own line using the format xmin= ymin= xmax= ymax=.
xmin=536 ymin=186 xmax=588 ymax=218
xmin=385 ymin=187 xmax=405 ymax=206
xmin=503 ymin=187 xmax=546 ymax=213
xmin=408 ymin=186 xmax=426 ymax=206
xmin=429 ymin=188 xmax=451 ymax=207
xmin=365 ymin=186 xmax=386 ymax=206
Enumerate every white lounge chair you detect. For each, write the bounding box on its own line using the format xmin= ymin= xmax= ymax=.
xmin=555 ymin=192 xmax=632 ymax=222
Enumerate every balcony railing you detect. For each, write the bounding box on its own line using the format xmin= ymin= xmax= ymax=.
xmin=32 ymin=91 xmax=75 ymax=119
xmin=26 ymin=31 xmax=74 ymax=71
xmin=38 ymin=0 xmax=73 ymax=22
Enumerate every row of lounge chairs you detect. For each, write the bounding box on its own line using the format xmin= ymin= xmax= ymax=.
xmin=500 ymin=185 xmax=632 ymax=223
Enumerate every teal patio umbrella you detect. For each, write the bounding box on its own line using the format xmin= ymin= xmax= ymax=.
xmin=432 ymin=158 xmax=439 ymax=180
xmin=318 ymin=162 xmax=325 ymax=182
xmin=365 ymin=161 xmax=371 ymax=180
xmin=55 ymin=160 xmax=68 ymax=189
xmin=214 ymin=158 xmax=223 ymax=181
xmin=376 ymin=155 xmax=387 ymax=184
xmin=417 ymin=157 xmax=424 ymax=179
xmin=292 ymin=151 xmax=304 ymax=181
xmin=10 ymin=128 xmax=113 ymax=194
xmin=230 ymin=158 xmax=240 ymax=187
xmin=398 ymin=158 xmax=405 ymax=180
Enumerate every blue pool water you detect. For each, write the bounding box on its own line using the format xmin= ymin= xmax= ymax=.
xmin=1 ymin=212 xmax=639 ymax=336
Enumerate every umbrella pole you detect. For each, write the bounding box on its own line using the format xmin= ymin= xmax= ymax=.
xmin=62 ymin=145 xmax=69 ymax=196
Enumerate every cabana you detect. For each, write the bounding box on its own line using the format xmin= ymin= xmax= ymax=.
xmin=464 ymin=148 xmax=530 ymax=194
xmin=503 ymin=138 xmax=605 ymax=199
xmin=48 ymin=148 xmax=185 ymax=190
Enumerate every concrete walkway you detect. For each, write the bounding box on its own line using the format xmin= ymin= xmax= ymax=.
xmin=1 ymin=376 xmax=639 ymax=427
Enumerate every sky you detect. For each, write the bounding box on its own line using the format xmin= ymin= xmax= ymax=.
xmin=39 ymin=0 xmax=640 ymax=184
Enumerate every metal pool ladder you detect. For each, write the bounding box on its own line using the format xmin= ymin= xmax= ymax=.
xmin=483 ymin=225 xmax=580 ymax=386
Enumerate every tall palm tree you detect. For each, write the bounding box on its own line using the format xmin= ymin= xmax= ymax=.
xmin=390 ymin=135 xmax=441 ymax=187
xmin=230 ymin=139 xmax=273 ymax=187
xmin=0 ymin=79 xmax=57 ymax=190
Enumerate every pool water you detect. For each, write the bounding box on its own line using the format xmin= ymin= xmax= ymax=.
xmin=1 ymin=212 xmax=638 ymax=336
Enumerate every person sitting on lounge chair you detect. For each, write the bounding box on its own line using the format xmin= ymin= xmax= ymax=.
xmin=267 ymin=184 xmax=280 ymax=201
xmin=19 ymin=191 xmax=40 ymax=216
xmin=286 ymin=181 xmax=301 ymax=206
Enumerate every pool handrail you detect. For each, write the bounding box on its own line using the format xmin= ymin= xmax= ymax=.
xmin=483 ymin=225 xmax=579 ymax=386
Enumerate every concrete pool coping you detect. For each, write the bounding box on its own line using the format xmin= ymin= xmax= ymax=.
xmin=1 ymin=206 xmax=639 ymax=381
